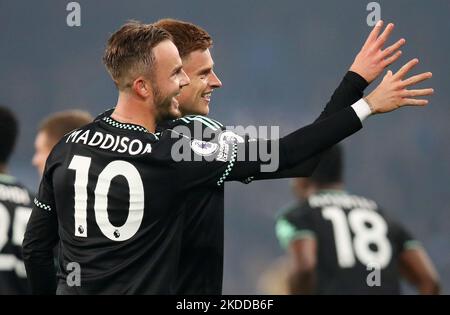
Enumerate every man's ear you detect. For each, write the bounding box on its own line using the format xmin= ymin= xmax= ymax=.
xmin=132 ymin=77 xmax=152 ymax=98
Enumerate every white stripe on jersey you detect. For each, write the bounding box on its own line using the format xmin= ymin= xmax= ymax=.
xmin=203 ymin=116 xmax=223 ymax=128
xmin=166 ymin=129 xmax=191 ymax=140
xmin=180 ymin=117 xmax=190 ymax=124
xmin=185 ymin=116 xmax=221 ymax=131
xmin=200 ymin=116 xmax=224 ymax=129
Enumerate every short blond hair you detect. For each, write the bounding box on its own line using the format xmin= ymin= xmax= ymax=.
xmin=39 ymin=110 xmax=93 ymax=146
xmin=102 ymin=21 xmax=173 ymax=90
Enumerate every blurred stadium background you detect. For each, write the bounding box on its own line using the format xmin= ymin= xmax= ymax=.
xmin=0 ymin=0 xmax=448 ymax=294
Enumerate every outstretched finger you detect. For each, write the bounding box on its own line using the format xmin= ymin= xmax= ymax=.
xmin=380 ymin=38 xmax=406 ymax=59
xmin=401 ymin=88 xmax=434 ymax=98
xmin=375 ymin=23 xmax=395 ymax=48
xmin=401 ymin=98 xmax=429 ymax=106
xmin=362 ymin=20 xmax=384 ymax=49
xmin=394 ymin=58 xmax=419 ymax=80
xmin=381 ymin=50 xmax=402 ymax=68
xmin=401 ymin=72 xmax=433 ymax=87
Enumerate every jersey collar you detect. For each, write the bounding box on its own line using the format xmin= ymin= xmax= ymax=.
xmin=100 ymin=113 xmax=159 ymax=140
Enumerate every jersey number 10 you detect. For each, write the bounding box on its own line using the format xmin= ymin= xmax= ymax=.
xmin=69 ymin=155 xmax=144 ymax=242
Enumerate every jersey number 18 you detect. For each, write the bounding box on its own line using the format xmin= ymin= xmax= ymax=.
xmin=322 ymin=207 xmax=392 ymax=269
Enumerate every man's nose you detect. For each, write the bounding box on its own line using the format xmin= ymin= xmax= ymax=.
xmin=180 ymin=70 xmax=190 ymax=87
xmin=210 ymin=71 xmax=222 ymax=88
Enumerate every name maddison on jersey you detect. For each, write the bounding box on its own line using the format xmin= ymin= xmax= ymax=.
xmin=66 ymin=129 xmax=152 ymax=155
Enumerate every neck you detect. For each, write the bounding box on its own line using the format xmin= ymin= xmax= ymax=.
xmin=111 ymin=91 xmax=157 ymax=133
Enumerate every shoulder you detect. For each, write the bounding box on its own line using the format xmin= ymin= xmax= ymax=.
xmin=176 ymin=115 xmax=225 ymax=131
xmin=275 ymin=201 xmax=316 ymax=249
xmin=160 ymin=116 xmax=250 ymax=149
xmin=307 ymin=191 xmax=379 ymax=212
xmin=276 ymin=201 xmax=311 ymax=222
xmin=158 ymin=115 xmax=225 ymax=140
xmin=346 ymin=192 xmax=379 ymax=210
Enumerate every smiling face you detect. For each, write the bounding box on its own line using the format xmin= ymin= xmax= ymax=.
xmin=176 ymin=49 xmax=222 ymax=116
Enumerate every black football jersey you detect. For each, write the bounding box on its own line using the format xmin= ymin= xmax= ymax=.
xmin=156 ymin=71 xmax=368 ymax=294
xmin=156 ymin=116 xmax=229 ymax=295
xmin=276 ymin=190 xmax=419 ymax=294
xmin=0 ymin=174 xmax=33 ymax=294
xmin=24 ymin=71 xmax=365 ymax=294
xmin=24 ymin=115 xmax=256 ymax=294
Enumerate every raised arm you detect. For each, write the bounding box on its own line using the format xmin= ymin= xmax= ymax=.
xmin=227 ymin=57 xmax=433 ymax=182
xmin=250 ymin=21 xmax=407 ymax=180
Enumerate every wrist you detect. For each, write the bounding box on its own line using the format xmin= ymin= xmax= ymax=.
xmin=349 ymin=64 xmax=371 ymax=84
xmin=364 ymin=96 xmax=376 ymax=114
xmin=346 ymin=71 xmax=370 ymax=91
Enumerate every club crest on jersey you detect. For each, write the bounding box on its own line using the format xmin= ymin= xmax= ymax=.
xmin=190 ymin=139 xmax=219 ymax=156
xmin=218 ymin=130 xmax=245 ymax=144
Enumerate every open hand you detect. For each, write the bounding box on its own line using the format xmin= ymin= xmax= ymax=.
xmin=350 ymin=20 xmax=405 ymax=83
xmin=365 ymin=58 xmax=433 ymax=114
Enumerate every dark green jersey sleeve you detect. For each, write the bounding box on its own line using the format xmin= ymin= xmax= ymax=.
xmin=275 ymin=203 xmax=317 ymax=250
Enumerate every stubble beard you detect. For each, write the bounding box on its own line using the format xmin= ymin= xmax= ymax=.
xmin=152 ymin=82 xmax=180 ymax=122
